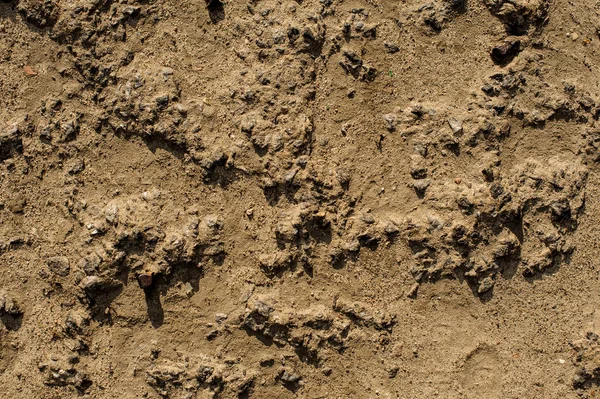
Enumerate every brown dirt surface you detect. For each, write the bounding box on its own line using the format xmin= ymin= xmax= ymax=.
xmin=2 ymin=0 xmax=600 ymax=398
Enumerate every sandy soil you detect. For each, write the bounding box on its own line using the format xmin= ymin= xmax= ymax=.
xmin=2 ymin=0 xmax=600 ymax=397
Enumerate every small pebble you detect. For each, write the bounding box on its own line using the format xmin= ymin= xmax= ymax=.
xmin=47 ymin=256 xmax=70 ymax=277
xmin=447 ymin=118 xmax=463 ymax=135
xmin=23 ymin=65 xmax=37 ymax=76
xmin=137 ymin=273 xmax=153 ymax=289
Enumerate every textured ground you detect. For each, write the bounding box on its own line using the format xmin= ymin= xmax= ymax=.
xmin=2 ymin=0 xmax=600 ymax=398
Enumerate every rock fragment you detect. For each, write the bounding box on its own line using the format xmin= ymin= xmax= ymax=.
xmin=68 ymin=159 xmax=85 ymax=175
xmin=447 ymin=117 xmax=463 ymax=135
xmin=80 ymin=276 xmax=122 ymax=296
xmin=47 ymin=256 xmax=70 ymax=277
xmin=280 ymin=370 xmax=302 ymax=383
xmin=383 ymin=114 xmax=396 ymax=131
xmin=0 ymin=290 xmax=22 ymax=316
xmin=411 ymin=179 xmax=431 ymax=194
xmin=137 ymin=273 xmax=154 ymax=289
xmin=491 ymin=39 xmax=521 ymax=65
xmin=104 ymin=202 xmax=119 ymax=224
xmin=23 ymin=65 xmax=37 ymax=76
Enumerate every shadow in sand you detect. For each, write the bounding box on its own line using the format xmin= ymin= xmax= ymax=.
xmin=207 ymin=0 xmax=225 ymax=24
xmin=144 ymin=284 xmax=165 ymax=328
xmin=0 ymin=313 xmax=23 ymax=331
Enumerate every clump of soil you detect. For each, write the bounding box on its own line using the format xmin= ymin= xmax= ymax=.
xmin=2 ymin=0 xmax=600 ymax=397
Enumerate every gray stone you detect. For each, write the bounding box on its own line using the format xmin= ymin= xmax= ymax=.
xmin=68 ymin=159 xmax=85 ymax=175
xmin=447 ymin=117 xmax=463 ymax=135
xmin=47 ymin=256 xmax=70 ymax=277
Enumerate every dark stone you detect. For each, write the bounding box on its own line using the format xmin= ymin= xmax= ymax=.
xmin=155 ymin=95 xmax=169 ymax=110
xmin=384 ymin=42 xmax=399 ymax=53
xmin=491 ymin=39 xmax=521 ymax=65
xmin=410 ymin=166 xmax=428 ymax=179
xmin=137 ymin=273 xmax=154 ymax=289
xmin=481 ymin=83 xmax=498 ymax=96
xmin=489 ymin=183 xmax=504 ymax=198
